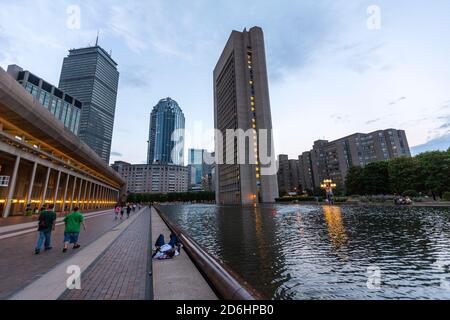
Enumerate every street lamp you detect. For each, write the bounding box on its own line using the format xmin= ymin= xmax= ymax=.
xmin=321 ymin=179 xmax=337 ymax=204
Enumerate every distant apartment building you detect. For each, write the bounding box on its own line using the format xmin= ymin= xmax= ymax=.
xmin=147 ymin=98 xmax=185 ymax=166
xmin=214 ymin=26 xmax=278 ymax=205
xmin=7 ymin=65 xmax=82 ymax=135
xmin=112 ymin=161 xmax=188 ymax=194
xmin=277 ymin=155 xmax=302 ymax=195
xmin=298 ymin=129 xmax=411 ymax=191
xmin=59 ymin=45 xmax=119 ymax=163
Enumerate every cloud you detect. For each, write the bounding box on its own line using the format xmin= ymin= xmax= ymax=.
xmin=366 ymin=118 xmax=381 ymax=125
xmin=120 ymin=64 xmax=152 ymax=88
xmin=110 ymin=151 xmax=123 ymax=157
xmin=330 ymin=113 xmax=350 ymax=123
xmin=389 ymin=97 xmax=407 ymax=106
xmin=411 ymin=133 xmax=450 ymax=155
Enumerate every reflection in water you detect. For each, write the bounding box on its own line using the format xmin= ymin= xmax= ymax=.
xmin=159 ymin=204 xmax=450 ymax=300
xmin=323 ymin=206 xmax=348 ymax=249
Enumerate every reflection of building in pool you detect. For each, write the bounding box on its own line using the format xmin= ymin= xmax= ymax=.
xmin=323 ymin=206 xmax=348 ymax=249
xmin=214 ymin=205 xmax=286 ymax=298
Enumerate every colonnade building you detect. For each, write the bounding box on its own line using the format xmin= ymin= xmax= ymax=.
xmin=0 ymin=67 xmax=125 ymax=218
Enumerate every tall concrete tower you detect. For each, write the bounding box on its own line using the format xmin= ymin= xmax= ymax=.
xmin=213 ymin=27 xmax=279 ymax=205
xmin=59 ymin=45 xmax=119 ymax=163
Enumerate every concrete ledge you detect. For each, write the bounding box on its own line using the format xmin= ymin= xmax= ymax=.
xmin=151 ymin=207 xmax=217 ymax=300
xmin=9 ymin=207 xmax=147 ymax=300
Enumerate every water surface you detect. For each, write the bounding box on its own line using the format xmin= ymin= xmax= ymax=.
xmin=158 ymin=204 xmax=450 ymax=300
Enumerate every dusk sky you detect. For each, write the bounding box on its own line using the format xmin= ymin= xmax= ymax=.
xmin=1 ymin=0 xmax=449 ymax=164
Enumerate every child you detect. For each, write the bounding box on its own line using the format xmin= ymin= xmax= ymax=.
xmin=63 ymin=207 xmax=86 ymax=253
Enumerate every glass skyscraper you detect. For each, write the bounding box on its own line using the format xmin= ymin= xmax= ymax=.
xmin=147 ymin=98 xmax=185 ymax=166
xmin=58 ymin=45 xmax=119 ymax=163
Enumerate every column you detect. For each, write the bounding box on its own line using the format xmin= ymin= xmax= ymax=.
xmin=40 ymin=167 xmax=51 ymax=207
xmin=69 ymin=177 xmax=78 ymax=212
xmin=62 ymin=174 xmax=70 ymax=212
xmin=3 ymin=155 xmax=21 ymax=218
xmin=87 ymin=182 xmax=93 ymax=210
xmin=82 ymin=179 xmax=88 ymax=210
xmin=91 ymin=184 xmax=97 ymax=210
xmin=53 ymin=170 xmax=62 ymax=207
xmin=77 ymin=179 xmax=83 ymax=208
xmin=26 ymin=162 xmax=38 ymax=205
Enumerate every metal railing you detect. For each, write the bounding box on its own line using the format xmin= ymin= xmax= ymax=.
xmin=154 ymin=206 xmax=264 ymax=300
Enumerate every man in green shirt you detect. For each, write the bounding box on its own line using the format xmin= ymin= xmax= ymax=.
xmin=63 ymin=207 xmax=87 ymax=253
xmin=35 ymin=204 xmax=57 ymax=254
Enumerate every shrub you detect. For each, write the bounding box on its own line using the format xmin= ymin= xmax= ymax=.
xmin=443 ymin=192 xmax=450 ymax=201
xmin=334 ymin=197 xmax=348 ymax=203
xmin=403 ymin=190 xmax=419 ymax=198
xmin=276 ymin=196 xmax=319 ymax=203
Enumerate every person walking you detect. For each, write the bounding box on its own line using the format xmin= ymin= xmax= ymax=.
xmin=35 ymin=204 xmax=57 ymax=254
xmin=126 ymin=205 xmax=132 ymax=219
xmin=114 ymin=205 xmax=120 ymax=220
xmin=120 ymin=205 xmax=125 ymax=220
xmin=63 ymin=207 xmax=86 ymax=253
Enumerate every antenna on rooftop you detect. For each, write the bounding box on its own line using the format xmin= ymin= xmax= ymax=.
xmin=95 ymin=30 xmax=99 ymax=46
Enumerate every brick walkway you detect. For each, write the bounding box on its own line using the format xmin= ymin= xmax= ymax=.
xmin=0 ymin=209 xmax=122 ymax=299
xmin=60 ymin=208 xmax=151 ymax=300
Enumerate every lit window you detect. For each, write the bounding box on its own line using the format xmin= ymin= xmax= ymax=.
xmin=252 ymin=119 xmax=256 ymax=122
xmin=252 ymin=124 xmax=256 ymax=129
xmin=251 ymin=108 xmax=255 ymax=112
xmin=256 ymin=168 xmax=260 ymax=172
xmin=251 ymin=102 xmax=255 ymax=106
xmin=251 ymin=97 xmax=255 ymax=101
xmin=256 ymin=174 xmax=260 ymax=178
xmin=249 ymin=80 xmax=253 ymax=85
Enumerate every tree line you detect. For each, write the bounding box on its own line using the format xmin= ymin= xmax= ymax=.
xmin=345 ymin=150 xmax=450 ymax=199
xmin=127 ymin=191 xmax=215 ymax=203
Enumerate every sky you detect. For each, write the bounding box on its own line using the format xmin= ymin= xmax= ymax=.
xmin=0 ymin=0 xmax=449 ymax=164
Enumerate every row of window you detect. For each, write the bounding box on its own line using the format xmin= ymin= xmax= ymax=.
xmin=25 ymin=82 xmax=81 ymax=135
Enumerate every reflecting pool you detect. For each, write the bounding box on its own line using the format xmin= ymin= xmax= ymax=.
xmin=158 ymin=204 xmax=450 ymax=300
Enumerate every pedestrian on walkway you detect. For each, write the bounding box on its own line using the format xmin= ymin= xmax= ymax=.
xmin=35 ymin=204 xmax=57 ymax=254
xmin=126 ymin=205 xmax=132 ymax=219
xmin=114 ymin=205 xmax=120 ymax=220
xmin=63 ymin=207 xmax=86 ymax=253
xmin=120 ymin=206 xmax=125 ymax=220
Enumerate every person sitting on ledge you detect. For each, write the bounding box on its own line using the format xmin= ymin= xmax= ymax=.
xmin=153 ymin=234 xmax=181 ymax=260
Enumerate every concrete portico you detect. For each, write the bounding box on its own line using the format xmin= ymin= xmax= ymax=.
xmin=0 ymin=67 xmax=125 ymax=217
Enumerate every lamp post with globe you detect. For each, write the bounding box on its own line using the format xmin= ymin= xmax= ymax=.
xmin=321 ymin=179 xmax=337 ymax=205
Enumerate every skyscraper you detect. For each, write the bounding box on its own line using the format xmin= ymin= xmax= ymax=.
xmin=58 ymin=45 xmax=119 ymax=163
xmin=213 ymin=27 xmax=279 ymax=205
xmin=147 ymin=98 xmax=185 ymax=166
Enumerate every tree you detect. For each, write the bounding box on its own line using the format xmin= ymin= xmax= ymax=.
xmin=362 ymin=161 xmax=389 ymax=195
xmin=345 ymin=166 xmax=364 ymax=195
xmin=388 ymin=157 xmax=421 ymax=195
xmin=416 ymin=151 xmax=450 ymax=198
